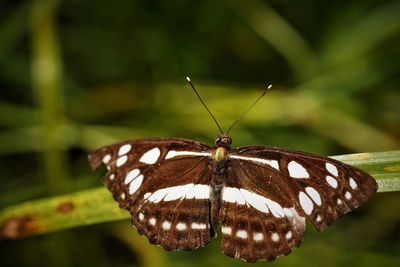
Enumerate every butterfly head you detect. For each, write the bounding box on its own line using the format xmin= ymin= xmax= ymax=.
xmin=215 ymin=134 xmax=232 ymax=148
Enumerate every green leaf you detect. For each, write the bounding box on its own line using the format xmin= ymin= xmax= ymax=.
xmin=1 ymin=150 xmax=399 ymax=239
xmin=332 ymin=150 xmax=400 ymax=192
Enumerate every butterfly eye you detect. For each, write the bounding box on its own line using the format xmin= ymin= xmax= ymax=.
xmin=226 ymin=137 xmax=232 ymax=145
xmin=215 ymin=137 xmax=222 ymax=145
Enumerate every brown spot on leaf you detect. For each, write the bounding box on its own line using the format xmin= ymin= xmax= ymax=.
xmin=0 ymin=215 xmax=40 ymax=239
xmin=56 ymin=201 xmax=75 ymax=214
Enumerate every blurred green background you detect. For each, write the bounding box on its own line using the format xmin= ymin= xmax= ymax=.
xmin=0 ymin=0 xmax=399 ymax=266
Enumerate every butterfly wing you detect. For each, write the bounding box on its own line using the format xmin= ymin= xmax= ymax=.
xmin=219 ymin=146 xmax=377 ymax=261
xmin=219 ymin=157 xmax=306 ymax=262
xmin=89 ymin=138 xmax=214 ymax=250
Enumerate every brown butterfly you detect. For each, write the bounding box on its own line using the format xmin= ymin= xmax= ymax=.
xmin=89 ymin=78 xmax=377 ymax=262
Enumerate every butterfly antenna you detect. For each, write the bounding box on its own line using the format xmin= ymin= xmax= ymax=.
xmin=226 ymin=84 xmax=272 ymax=134
xmin=186 ymin=77 xmax=224 ymax=134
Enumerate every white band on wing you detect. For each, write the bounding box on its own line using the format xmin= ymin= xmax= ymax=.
xmin=165 ymin=150 xmax=211 ymax=159
xmin=222 ymin=187 xmax=293 ymax=219
xmin=145 ymin=183 xmax=211 ymax=203
xmin=229 ymin=155 xmax=280 ymax=170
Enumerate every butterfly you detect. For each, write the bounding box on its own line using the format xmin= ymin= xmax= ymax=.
xmin=88 ymin=78 xmax=377 ymax=262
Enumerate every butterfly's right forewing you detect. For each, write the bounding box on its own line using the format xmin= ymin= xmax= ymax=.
xmin=230 ymin=146 xmax=377 ymax=230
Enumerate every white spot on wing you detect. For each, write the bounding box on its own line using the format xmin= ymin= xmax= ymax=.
xmin=138 ymin=213 xmax=144 ymax=221
xmin=118 ymin=144 xmax=131 ymax=156
xmin=229 ymin=155 xmax=279 ymax=170
xmin=345 ymin=191 xmax=352 ymax=199
xmin=285 ymin=231 xmax=293 ymax=240
xmin=176 ymin=222 xmax=187 ymax=231
xmin=236 ymin=230 xmax=248 ymax=239
xmin=299 ymin=191 xmax=314 ymax=215
xmin=120 ymin=193 xmax=125 ymax=199
xmin=326 ymin=162 xmax=339 ymax=177
xmin=326 ymin=175 xmax=338 ymax=188
xmin=316 ymin=215 xmax=322 ymax=222
xmin=305 ymin=187 xmax=322 ymax=206
xmin=129 ymin=175 xmax=143 ymax=195
xmin=124 ymin=169 xmax=140 ymax=184
xmin=102 ymin=154 xmax=111 ymax=164
xmin=285 ymin=231 xmax=292 ymax=240
xmin=253 ymin=232 xmax=264 ymax=241
xmin=221 ymin=226 xmax=232 ymax=235
xmin=349 ymin=178 xmax=357 ymax=189
xmin=116 ymin=155 xmax=128 ymax=167
xmin=271 ymin=232 xmax=279 ymax=242
xmin=139 ymin=148 xmax=160 ymax=164
xmin=143 ymin=192 xmax=151 ymax=199
xmin=162 ymin=221 xmax=171 ymax=230
xmin=288 ymin=161 xmax=309 ymax=178
xmin=109 ymin=174 xmax=115 ymax=180
xmin=191 ymin=223 xmax=207 ymax=230
xmin=165 ymin=150 xmax=211 ymax=159
xmin=337 ymin=198 xmax=342 ymax=205
xmin=149 ymin=217 xmax=156 ymax=226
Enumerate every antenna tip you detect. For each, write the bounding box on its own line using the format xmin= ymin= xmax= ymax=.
xmin=186 ymin=76 xmax=191 ymax=82
xmin=267 ymin=84 xmax=272 ymax=89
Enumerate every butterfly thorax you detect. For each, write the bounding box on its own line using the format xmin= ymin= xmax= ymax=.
xmin=212 ymin=147 xmax=228 ymax=162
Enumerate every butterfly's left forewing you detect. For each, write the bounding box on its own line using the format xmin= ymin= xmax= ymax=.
xmin=89 ymin=138 xmax=215 ymax=250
